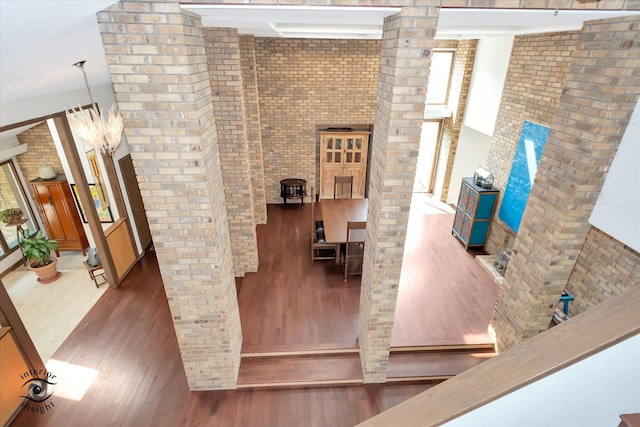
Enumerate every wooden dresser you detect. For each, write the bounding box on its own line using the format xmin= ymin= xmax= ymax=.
xmin=30 ymin=174 xmax=88 ymax=255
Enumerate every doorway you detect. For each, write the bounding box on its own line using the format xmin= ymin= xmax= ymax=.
xmin=413 ymin=120 xmax=443 ymax=193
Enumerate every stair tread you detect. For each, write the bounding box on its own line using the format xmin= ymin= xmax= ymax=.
xmin=387 ymin=350 xmax=496 ymax=379
xmin=390 ymin=343 xmax=495 ymax=353
xmin=238 ymin=353 xmax=363 ymax=387
xmin=242 ymin=342 xmax=358 ymax=357
xmin=238 ymin=345 xmax=498 ymax=388
xmin=391 ymin=337 xmax=495 ymax=348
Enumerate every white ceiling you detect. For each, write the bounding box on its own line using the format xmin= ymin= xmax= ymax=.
xmin=0 ymin=2 xmax=638 ymax=120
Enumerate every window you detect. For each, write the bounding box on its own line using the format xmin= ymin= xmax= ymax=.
xmin=425 ymin=50 xmax=454 ymax=106
xmin=0 ymin=161 xmax=37 ymax=258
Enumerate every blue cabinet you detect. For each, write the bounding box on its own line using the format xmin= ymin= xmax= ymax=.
xmin=452 ymin=178 xmax=498 ymax=249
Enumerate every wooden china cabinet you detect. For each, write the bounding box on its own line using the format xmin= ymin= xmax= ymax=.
xmin=30 ymin=174 xmax=88 ymax=255
xmin=319 ymin=130 xmax=369 ymax=199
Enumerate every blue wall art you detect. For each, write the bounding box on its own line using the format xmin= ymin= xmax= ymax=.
xmin=498 ymin=120 xmax=550 ymax=234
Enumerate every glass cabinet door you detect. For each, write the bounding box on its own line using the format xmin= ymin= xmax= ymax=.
xmin=344 ymin=137 xmax=365 ymax=165
xmin=323 ymin=135 xmax=343 ymax=165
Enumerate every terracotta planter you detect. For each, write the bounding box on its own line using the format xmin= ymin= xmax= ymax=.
xmin=28 ymin=257 xmax=61 ymax=284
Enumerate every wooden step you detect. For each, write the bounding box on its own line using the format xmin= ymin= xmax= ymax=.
xmin=241 ymin=342 xmax=358 ymax=358
xmin=238 ymin=353 xmax=363 ymax=388
xmin=387 ymin=349 xmax=497 ymax=382
xmin=390 ymin=343 xmax=495 ymax=353
xmin=238 ymin=344 xmax=498 ymax=389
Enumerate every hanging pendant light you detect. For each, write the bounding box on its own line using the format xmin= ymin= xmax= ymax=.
xmin=66 ymin=60 xmax=123 ymax=156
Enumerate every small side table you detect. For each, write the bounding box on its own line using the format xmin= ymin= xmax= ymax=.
xmin=83 ymin=261 xmax=107 ymax=288
xmin=280 ymin=178 xmax=307 ymax=210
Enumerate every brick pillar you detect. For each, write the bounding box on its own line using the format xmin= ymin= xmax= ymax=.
xmin=434 ymin=39 xmax=476 ymax=202
xmin=204 ymin=28 xmax=258 ymax=276
xmin=358 ymin=6 xmax=438 ymax=383
xmin=240 ymin=35 xmax=267 ymax=225
xmin=490 ymin=15 xmax=640 ymax=352
xmin=98 ymin=1 xmax=242 ymax=389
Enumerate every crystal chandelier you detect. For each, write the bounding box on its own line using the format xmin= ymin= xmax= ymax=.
xmin=66 ymin=61 xmax=123 ymax=156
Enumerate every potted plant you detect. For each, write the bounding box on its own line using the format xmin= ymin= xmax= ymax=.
xmin=19 ymin=229 xmax=60 ymax=284
xmin=0 ymin=207 xmax=23 ymax=224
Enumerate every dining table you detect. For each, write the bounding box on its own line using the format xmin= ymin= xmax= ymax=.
xmin=319 ymin=198 xmax=368 ymax=262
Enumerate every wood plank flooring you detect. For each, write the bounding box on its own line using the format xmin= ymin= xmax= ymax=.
xmin=10 ymin=193 xmax=500 ymax=426
xmin=238 ymin=204 xmax=360 ymax=351
xmin=238 ymin=194 xmax=499 ymax=353
xmin=9 ymin=251 xmax=436 ymax=427
xmin=391 ymin=195 xmax=499 ymax=348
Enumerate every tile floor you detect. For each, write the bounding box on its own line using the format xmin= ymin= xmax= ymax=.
xmin=3 ymin=252 xmax=108 ymax=362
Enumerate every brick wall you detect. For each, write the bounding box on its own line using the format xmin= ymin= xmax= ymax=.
xmin=16 ymin=122 xmax=64 ymax=185
xmin=566 ymin=228 xmax=640 ymax=315
xmin=485 ymin=31 xmax=580 ymax=255
xmin=254 ymin=38 xmax=380 ymax=203
xmin=490 ymin=16 xmax=640 ymax=351
xmin=98 ymin=1 xmax=242 ymax=390
xmin=240 ymin=35 xmax=267 ymax=225
xmin=358 ymin=6 xmax=438 ymax=383
xmin=204 ymin=28 xmax=258 ymax=277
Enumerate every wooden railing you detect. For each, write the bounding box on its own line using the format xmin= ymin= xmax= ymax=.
xmin=358 ymin=285 xmax=640 ymax=426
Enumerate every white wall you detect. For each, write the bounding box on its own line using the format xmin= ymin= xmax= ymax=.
xmin=589 ymin=99 xmax=640 ymax=252
xmin=0 ymin=83 xmax=113 ymax=128
xmin=0 ymin=136 xmax=27 ymax=161
xmin=446 ymin=125 xmax=492 ymax=205
xmin=463 ymin=36 xmax=514 ymax=136
xmin=443 ymin=334 xmax=640 ymax=427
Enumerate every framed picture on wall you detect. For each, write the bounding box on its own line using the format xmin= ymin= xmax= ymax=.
xmin=70 ymin=183 xmax=114 ymax=224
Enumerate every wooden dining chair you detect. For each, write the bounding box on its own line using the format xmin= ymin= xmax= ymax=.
xmin=344 ymin=220 xmax=366 ymax=281
xmin=310 ymin=188 xmax=338 ymax=262
xmin=334 ymin=175 xmax=354 ymax=199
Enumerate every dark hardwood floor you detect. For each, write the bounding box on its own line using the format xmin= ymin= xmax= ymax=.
xmin=10 ymin=193 xmax=499 ymax=426
xmin=238 ymin=204 xmax=360 ymax=352
xmin=391 ymin=195 xmax=499 ymax=348
xmin=238 ymin=194 xmax=498 ymax=353
xmin=9 ymin=250 xmax=436 ymax=427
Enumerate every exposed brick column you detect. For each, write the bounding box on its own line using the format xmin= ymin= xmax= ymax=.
xmin=434 ymin=39 xmax=476 ymax=202
xmin=239 ymin=35 xmax=267 ymax=225
xmin=490 ymin=15 xmax=640 ymax=352
xmin=358 ymin=6 xmax=438 ymax=383
xmin=204 ymin=28 xmax=258 ymax=276
xmin=97 ymin=1 xmax=242 ymax=389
